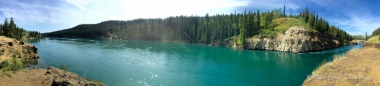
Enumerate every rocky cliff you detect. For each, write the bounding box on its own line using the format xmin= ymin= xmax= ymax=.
xmin=245 ymin=26 xmax=344 ymax=53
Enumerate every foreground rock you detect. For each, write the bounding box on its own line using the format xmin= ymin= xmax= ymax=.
xmin=244 ymin=26 xmax=345 ymax=53
xmin=0 ymin=67 xmax=104 ymax=86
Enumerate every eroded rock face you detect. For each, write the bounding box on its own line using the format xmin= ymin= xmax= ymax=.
xmin=245 ymin=26 xmax=344 ymax=53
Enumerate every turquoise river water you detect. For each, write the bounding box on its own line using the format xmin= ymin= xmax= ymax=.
xmin=28 ymin=38 xmax=362 ymax=86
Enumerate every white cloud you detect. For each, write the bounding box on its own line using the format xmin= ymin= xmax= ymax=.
xmin=0 ymin=0 xmax=247 ymax=32
xmin=308 ymin=0 xmax=380 ymax=35
xmin=58 ymin=0 xmax=250 ymax=30
xmin=334 ymin=15 xmax=380 ymax=35
xmin=65 ymin=0 xmax=90 ymax=11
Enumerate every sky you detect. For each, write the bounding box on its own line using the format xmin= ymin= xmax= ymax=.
xmin=0 ymin=0 xmax=379 ymax=35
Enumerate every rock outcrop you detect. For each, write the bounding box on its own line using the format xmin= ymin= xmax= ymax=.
xmin=245 ymin=26 xmax=344 ymax=53
xmin=0 ymin=36 xmax=105 ymax=86
xmin=0 ymin=36 xmax=39 ymax=65
xmin=46 ymin=67 xmax=104 ymax=86
xmin=0 ymin=67 xmax=104 ymax=86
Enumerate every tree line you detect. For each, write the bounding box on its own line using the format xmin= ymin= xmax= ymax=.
xmin=372 ymin=27 xmax=380 ymax=36
xmin=0 ymin=18 xmax=44 ymax=40
xmin=46 ymin=6 xmax=353 ymax=47
xmin=371 ymin=27 xmax=380 ymax=40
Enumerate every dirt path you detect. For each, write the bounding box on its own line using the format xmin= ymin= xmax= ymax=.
xmin=303 ymin=47 xmax=380 ymax=85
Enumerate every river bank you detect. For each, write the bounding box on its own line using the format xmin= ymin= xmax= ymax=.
xmin=302 ymin=42 xmax=380 ymax=85
xmin=0 ymin=36 xmax=105 ymax=86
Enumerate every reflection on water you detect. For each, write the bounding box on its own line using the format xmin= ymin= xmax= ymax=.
xmin=28 ymin=38 xmax=362 ymax=86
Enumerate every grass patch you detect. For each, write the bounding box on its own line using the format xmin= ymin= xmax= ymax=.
xmin=255 ymin=18 xmax=313 ymax=39
xmin=21 ymin=54 xmax=28 ymax=64
xmin=311 ymin=60 xmax=332 ymax=76
xmin=311 ymin=49 xmax=358 ymax=77
xmin=22 ymin=49 xmax=27 ymax=55
xmin=0 ymin=57 xmax=24 ymax=77
xmin=59 ymin=63 xmax=69 ymax=71
xmin=312 ymin=55 xmax=345 ymax=76
xmin=273 ymin=18 xmax=313 ymax=34
xmin=310 ymin=48 xmax=360 ymax=77
xmin=366 ymin=35 xmax=380 ymax=43
xmin=0 ymin=72 xmax=12 ymax=77
xmin=0 ymin=48 xmax=4 ymax=56
xmin=257 ymin=29 xmax=278 ymax=38
xmin=13 ymin=51 xmax=20 ymax=58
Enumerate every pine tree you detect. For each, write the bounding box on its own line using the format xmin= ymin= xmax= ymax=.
xmin=3 ymin=18 xmax=8 ymax=37
xmin=283 ymin=5 xmax=286 ymax=17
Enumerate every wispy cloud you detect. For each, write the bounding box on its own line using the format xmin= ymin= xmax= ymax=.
xmin=65 ymin=0 xmax=89 ymax=11
xmin=308 ymin=0 xmax=380 ymax=35
xmin=0 ymin=0 xmax=379 ymax=35
xmin=0 ymin=0 xmax=72 ymax=32
xmin=0 ymin=0 xmax=250 ymax=32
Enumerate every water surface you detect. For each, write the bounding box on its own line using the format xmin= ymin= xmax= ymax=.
xmin=28 ymin=38 xmax=362 ymax=86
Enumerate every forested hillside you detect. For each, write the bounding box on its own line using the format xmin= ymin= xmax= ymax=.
xmin=372 ymin=27 xmax=380 ymax=36
xmin=0 ymin=18 xmax=44 ymax=40
xmin=46 ymin=7 xmax=353 ymax=46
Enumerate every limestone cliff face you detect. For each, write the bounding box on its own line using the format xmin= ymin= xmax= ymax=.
xmin=245 ymin=26 xmax=344 ymax=53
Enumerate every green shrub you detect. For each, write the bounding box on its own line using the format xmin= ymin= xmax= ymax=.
xmin=22 ymin=49 xmax=27 ymax=54
xmin=0 ymin=72 xmax=12 ymax=78
xmin=0 ymin=48 xmax=4 ymax=55
xmin=0 ymin=58 xmax=23 ymax=77
xmin=11 ymin=58 xmax=23 ymax=73
xmin=0 ymin=60 xmax=10 ymax=69
xmin=59 ymin=63 xmax=69 ymax=71
xmin=14 ymin=51 xmax=20 ymax=58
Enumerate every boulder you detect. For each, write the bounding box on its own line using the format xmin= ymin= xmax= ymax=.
xmin=46 ymin=67 xmax=104 ymax=86
xmin=8 ymin=42 xmax=13 ymax=46
xmin=19 ymin=41 xmax=24 ymax=45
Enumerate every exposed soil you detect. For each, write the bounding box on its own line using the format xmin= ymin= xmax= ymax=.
xmin=302 ymin=44 xmax=380 ymax=86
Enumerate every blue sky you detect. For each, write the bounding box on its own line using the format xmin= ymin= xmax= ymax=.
xmin=0 ymin=0 xmax=379 ymax=35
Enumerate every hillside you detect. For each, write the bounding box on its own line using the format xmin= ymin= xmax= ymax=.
xmin=366 ymin=35 xmax=380 ymax=43
xmin=45 ymin=7 xmax=353 ymax=52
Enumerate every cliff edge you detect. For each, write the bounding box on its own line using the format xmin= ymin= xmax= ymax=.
xmin=245 ymin=26 xmax=345 ymax=53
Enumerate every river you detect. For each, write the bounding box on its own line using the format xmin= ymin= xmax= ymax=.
xmin=27 ymin=38 xmax=362 ymax=86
